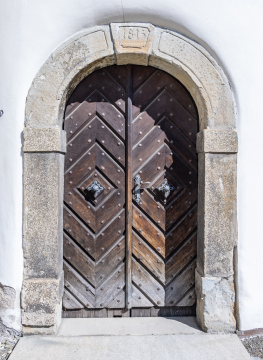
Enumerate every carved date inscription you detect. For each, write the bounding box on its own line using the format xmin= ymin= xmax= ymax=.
xmin=119 ymin=27 xmax=150 ymax=48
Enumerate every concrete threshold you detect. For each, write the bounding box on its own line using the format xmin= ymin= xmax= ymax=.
xmin=10 ymin=317 xmax=252 ymax=360
xmin=57 ymin=316 xmax=202 ymax=336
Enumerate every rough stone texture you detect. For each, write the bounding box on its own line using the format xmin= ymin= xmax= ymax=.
xmin=22 ymin=23 xmax=237 ymax=334
xmin=196 ymin=129 xmax=238 ymax=153
xmin=0 ymin=284 xmax=21 ymax=335
xmin=197 ymin=152 xmax=237 ymax=278
xmin=25 ymin=25 xmax=115 ymax=128
xmin=23 ymin=128 xmax=66 ymax=153
xmin=22 ymin=277 xmax=63 ymax=332
xmin=196 ymin=271 xmax=236 ymax=333
xmin=23 ymin=153 xmax=64 ymax=279
xmin=149 ymin=27 xmax=236 ymax=131
xmin=0 ymin=285 xmax=15 ymax=311
xmin=22 ymin=277 xmax=63 ymax=316
xmin=110 ymin=23 xmax=155 ymax=65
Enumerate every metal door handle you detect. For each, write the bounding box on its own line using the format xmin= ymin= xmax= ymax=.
xmin=158 ymin=179 xmax=174 ymax=198
xmin=134 ymin=175 xmax=141 ymax=203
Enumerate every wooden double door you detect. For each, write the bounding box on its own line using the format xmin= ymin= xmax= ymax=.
xmin=62 ymin=65 xmax=198 ymax=317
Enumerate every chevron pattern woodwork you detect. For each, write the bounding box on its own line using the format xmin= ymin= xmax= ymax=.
xmin=131 ymin=66 xmax=198 ymax=308
xmin=62 ymin=65 xmax=198 ymax=314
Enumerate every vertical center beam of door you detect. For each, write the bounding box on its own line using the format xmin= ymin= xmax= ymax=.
xmin=125 ymin=65 xmax=133 ymax=309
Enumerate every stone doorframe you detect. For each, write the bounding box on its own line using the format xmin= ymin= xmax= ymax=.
xmin=22 ymin=23 xmax=238 ymax=335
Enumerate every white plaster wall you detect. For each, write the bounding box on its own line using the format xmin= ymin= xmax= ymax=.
xmin=0 ymin=0 xmax=262 ymax=331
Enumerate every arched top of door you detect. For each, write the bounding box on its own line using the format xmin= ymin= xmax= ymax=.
xmin=23 ymin=23 xmax=237 ymax=154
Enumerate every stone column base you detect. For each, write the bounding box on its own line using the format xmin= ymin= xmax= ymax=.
xmin=195 ymin=270 xmax=236 ymax=333
xmin=21 ymin=274 xmax=63 ymax=335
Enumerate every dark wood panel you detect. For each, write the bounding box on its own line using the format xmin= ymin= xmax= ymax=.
xmin=63 ymin=66 xmax=129 ymax=311
xmin=63 ymin=65 xmax=198 ymax=316
xmin=131 ymin=65 xmax=198 ymax=308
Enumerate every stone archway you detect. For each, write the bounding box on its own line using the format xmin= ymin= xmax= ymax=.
xmin=22 ymin=23 xmax=237 ymax=334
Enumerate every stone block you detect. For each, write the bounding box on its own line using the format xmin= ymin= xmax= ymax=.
xmin=196 ymin=270 xmax=236 ymax=333
xmin=25 ymin=26 xmax=115 ymax=127
xmin=23 ymin=127 xmax=66 ymax=153
xmin=23 ymin=153 xmax=64 ymax=279
xmin=0 ymin=284 xmax=21 ymax=333
xmin=110 ymin=23 xmax=155 ymax=65
xmin=0 ymin=284 xmax=16 ymax=310
xmin=196 ymin=129 xmax=238 ymax=153
xmin=150 ymin=27 xmax=236 ymax=131
xmin=22 ymin=277 xmax=63 ymax=333
xmin=197 ymin=152 xmax=237 ymax=277
xmin=22 ymin=277 xmax=63 ymax=314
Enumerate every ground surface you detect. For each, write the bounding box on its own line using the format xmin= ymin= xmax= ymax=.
xmin=7 ymin=317 xmax=251 ymax=360
xmin=242 ymin=336 xmax=263 ymax=359
xmin=2 ymin=318 xmax=261 ymax=359
xmin=9 ymin=334 xmax=251 ymax=360
xmin=0 ymin=325 xmax=20 ymax=360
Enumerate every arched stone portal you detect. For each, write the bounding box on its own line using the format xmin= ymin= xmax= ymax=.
xmin=22 ymin=23 xmax=237 ymax=334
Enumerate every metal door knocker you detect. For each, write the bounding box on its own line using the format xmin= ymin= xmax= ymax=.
xmin=87 ymin=180 xmax=104 ymax=198
xmin=158 ymin=179 xmax=174 ymax=198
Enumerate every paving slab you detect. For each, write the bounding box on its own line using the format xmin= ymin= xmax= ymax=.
xmin=57 ymin=317 xmax=202 ymax=336
xmin=9 ymin=333 xmax=251 ymax=360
